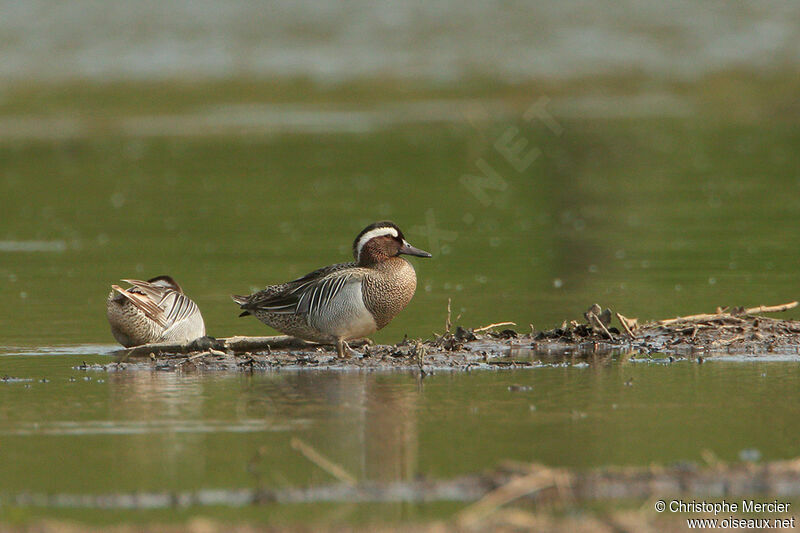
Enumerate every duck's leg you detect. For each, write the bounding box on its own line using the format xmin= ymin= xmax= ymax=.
xmin=336 ymin=338 xmax=349 ymax=358
xmin=335 ymin=338 xmax=357 ymax=358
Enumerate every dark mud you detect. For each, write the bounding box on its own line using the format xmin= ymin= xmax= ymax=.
xmin=93 ymin=303 xmax=800 ymax=372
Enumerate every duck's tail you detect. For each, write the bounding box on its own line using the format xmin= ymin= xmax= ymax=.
xmin=231 ymin=294 xmax=251 ymax=317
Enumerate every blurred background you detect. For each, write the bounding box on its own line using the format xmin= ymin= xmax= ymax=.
xmin=2 ymin=3 xmax=800 ymax=529
xmin=1 ymin=0 xmax=799 ymax=346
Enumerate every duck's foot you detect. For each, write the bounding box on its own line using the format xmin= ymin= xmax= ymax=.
xmin=336 ymin=338 xmax=354 ymax=358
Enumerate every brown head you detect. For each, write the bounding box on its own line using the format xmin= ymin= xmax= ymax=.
xmin=146 ymin=275 xmax=183 ymax=293
xmin=352 ymin=221 xmax=432 ymax=266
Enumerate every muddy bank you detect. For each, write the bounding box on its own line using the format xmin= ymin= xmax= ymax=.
xmin=11 ymin=456 xmax=800 ymax=507
xmin=12 ymin=459 xmax=800 ymax=508
xmin=94 ymin=302 xmax=800 ymax=372
xmin=5 ymin=456 xmax=800 ymax=532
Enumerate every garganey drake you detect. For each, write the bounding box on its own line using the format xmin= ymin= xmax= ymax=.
xmin=106 ymin=276 xmax=206 ymax=347
xmin=232 ymin=221 xmax=432 ymax=357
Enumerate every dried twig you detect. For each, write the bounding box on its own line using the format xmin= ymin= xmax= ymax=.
xmin=176 ymin=352 xmax=207 ymax=367
xmin=585 ymin=312 xmax=613 ymax=340
xmin=474 ymin=322 xmax=517 ymax=333
xmin=290 ymin=437 xmax=357 ymax=487
xmin=658 ymin=301 xmax=798 ymax=326
xmin=222 ymin=336 xmax=314 ymax=352
xmin=717 ymin=335 xmax=746 ymax=346
xmin=615 ymin=312 xmax=636 ymax=338
xmin=117 ymin=336 xmax=368 ymax=359
xmin=446 ymin=298 xmax=452 ymax=334
xmin=456 ymin=467 xmax=557 ymax=527
xmin=744 ymin=302 xmax=798 ymax=314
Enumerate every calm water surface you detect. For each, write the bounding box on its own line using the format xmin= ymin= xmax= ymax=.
xmin=0 ymin=83 xmax=799 ymax=522
xmin=2 ymin=352 xmax=799 ymax=499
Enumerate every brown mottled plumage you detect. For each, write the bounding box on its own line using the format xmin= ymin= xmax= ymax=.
xmin=232 ymin=221 xmax=431 ymax=357
xmin=107 ymin=276 xmax=206 ymax=347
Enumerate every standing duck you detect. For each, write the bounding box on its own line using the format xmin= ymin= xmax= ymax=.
xmin=107 ymin=276 xmax=206 ymax=347
xmin=233 ymin=221 xmax=432 ymax=357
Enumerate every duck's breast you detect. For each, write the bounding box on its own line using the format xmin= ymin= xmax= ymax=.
xmin=363 ymin=258 xmax=417 ymax=330
xmin=106 ymin=292 xmax=161 ymax=347
xmin=308 ymin=279 xmax=377 ymax=340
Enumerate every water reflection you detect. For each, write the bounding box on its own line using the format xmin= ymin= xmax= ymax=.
xmin=246 ymin=373 xmax=419 ymax=484
xmin=108 ymin=371 xmax=207 ymax=474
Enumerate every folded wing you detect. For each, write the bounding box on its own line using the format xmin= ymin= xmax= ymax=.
xmin=236 ymin=263 xmax=361 ymax=316
xmin=114 ymin=279 xmax=199 ymax=329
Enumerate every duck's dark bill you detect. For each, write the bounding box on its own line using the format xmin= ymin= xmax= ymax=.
xmin=399 ymin=242 xmax=432 ymax=258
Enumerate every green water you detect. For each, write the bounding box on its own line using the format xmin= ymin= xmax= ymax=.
xmin=2 ymin=357 xmax=800 ymax=489
xmin=1 ymin=355 xmax=800 ymax=524
xmin=1 ymin=78 xmax=799 ymax=524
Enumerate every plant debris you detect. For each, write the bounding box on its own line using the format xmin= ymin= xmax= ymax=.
xmin=8 ymin=455 xmax=800 ymax=512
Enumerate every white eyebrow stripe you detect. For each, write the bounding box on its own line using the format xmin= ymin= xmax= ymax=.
xmin=356 ymin=227 xmax=398 ymax=260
